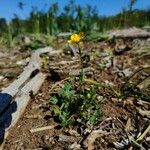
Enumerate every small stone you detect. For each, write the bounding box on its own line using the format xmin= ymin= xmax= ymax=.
xmin=69 ymin=142 xmax=81 ymax=149
xmin=68 ymin=129 xmax=80 ymax=137
xmin=146 ymin=136 xmax=150 ymax=142
xmin=22 ymin=36 xmax=32 ymax=45
xmin=122 ymin=68 xmax=132 ymax=77
xmin=0 ymin=76 xmax=4 ymax=81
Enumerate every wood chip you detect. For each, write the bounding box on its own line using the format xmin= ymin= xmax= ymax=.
xmin=83 ymin=130 xmax=110 ymax=147
xmin=30 ymin=125 xmax=55 ymax=133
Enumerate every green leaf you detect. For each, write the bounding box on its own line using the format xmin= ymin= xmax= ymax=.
xmin=53 ymin=105 xmax=61 ymax=115
xmin=88 ymin=102 xmax=103 ymax=124
xmin=89 ymin=109 xmax=100 ymax=124
xmin=59 ymin=111 xmax=69 ymax=122
xmin=59 ymin=83 xmax=75 ymax=99
xmin=50 ymin=96 xmax=58 ymax=104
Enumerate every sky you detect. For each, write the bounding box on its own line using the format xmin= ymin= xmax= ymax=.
xmin=0 ymin=0 xmax=150 ymax=21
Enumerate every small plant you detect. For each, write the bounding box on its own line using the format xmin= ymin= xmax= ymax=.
xmin=50 ymin=82 xmax=103 ymax=127
xmin=50 ymin=32 xmax=103 ymax=127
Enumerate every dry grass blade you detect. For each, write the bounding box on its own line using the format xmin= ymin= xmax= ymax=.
xmin=136 ymin=124 xmax=150 ymax=142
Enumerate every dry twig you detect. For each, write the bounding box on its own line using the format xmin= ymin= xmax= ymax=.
xmin=30 ymin=125 xmax=55 ymax=133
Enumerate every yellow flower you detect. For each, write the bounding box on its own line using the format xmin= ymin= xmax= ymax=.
xmin=71 ymin=34 xmax=81 ymax=43
xmin=68 ymin=32 xmax=85 ymax=44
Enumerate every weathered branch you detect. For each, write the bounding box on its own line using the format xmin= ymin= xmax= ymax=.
xmin=109 ymin=28 xmax=150 ymax=39
xmin=0 ymin=73 xmax=46 ymax=131
xmin=0 ymin=47 xmax=54 ymax=114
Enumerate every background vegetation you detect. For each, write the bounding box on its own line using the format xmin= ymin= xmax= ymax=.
xmin=0 ymin=0 xmax=150 ymax=46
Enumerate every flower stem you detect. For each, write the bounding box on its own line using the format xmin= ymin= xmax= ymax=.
xmin=78 ymin=44 xmax=84 ymax=93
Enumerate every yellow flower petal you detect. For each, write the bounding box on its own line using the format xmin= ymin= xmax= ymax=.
xmin=71 ymin=34 xmax=81 ymax=43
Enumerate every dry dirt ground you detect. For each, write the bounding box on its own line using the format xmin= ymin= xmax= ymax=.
xmin=0 ymin=38 xmax=150 ymax=150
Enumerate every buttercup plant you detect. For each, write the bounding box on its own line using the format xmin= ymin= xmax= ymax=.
xmin=50 ymin=32 xmax=103 ymax=127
